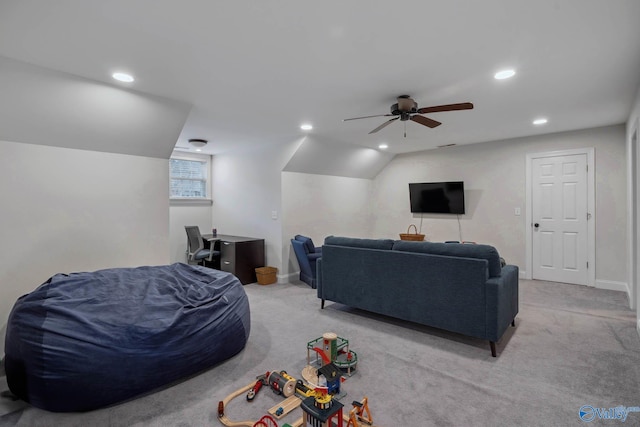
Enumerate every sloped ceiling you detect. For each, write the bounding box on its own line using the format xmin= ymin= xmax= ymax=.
xmin=283 ymin=136 xmax=395 ymax=179
xmin=0 ymin=56 xmax=191 ymax=159
xmin=0 ymin=1 xmax=639 ymax=157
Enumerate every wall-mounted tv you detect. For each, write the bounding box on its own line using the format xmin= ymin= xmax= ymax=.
xmin=409 ymin=181 xmax=465 ymax=214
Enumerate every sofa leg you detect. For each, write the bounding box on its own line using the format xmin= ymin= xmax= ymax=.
xmin=511 ymin=319 xmax=516 ymax=327
xmin=490 ymin=341 xmax=497 ymax=357
xmin=321 ymin=299 xmax=325 ymax=309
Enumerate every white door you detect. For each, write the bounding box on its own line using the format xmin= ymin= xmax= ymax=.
xmin=531 ymin=154 xmax=589 ymax=285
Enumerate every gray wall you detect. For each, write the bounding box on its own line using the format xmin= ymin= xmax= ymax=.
xmin=282 ymin=172 xmax=374 ymax=278
xmin=0 ymin=140 xmax=170 ymax=355
xmin=371 ymin=125 xmax=627 ymax=286
xmin=211 ymin=140 xmax=302 ymax=278
xmin=279 ymin=125 xmax=627 ymax=288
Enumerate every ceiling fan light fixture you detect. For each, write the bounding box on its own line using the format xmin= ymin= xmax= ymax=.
xmin=188 ymin=138 xmax=208 ymax=148
xmin=343 ymin=95 xmax=473 ymax=136
xmin=494 ymin=69 xmax=516 ymax=80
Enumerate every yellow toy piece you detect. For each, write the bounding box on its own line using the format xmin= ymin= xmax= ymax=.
xmin=346 ymin=397 xmax=373 ymax=427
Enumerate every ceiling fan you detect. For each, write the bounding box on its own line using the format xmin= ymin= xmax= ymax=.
xmin=343 ymin=95 xmax=474 ymax=136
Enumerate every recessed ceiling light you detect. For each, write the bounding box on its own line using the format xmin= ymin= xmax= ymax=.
xmin=533 ymin=118 xmax=548 ymax=125
xmin=300 ymin=124 xmax=313 ymax=131
xmin=112 ymin=72 xmax=134 ymax=83
xmin=378 ymin=143 xmax=388 ymax=149
xmin=494 ymin=69 xmax=516 ymax=80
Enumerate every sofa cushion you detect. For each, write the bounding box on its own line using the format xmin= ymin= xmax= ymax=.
xmin=295 ymin=235 xmax=315 ymax=254
xmin=392 ymin=241 xmax=502 ymax=277
xmin=324 ymin=236 xmax=395 ymax=251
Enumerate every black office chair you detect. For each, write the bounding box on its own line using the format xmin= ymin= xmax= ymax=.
xmin=185 ymin=226 xmax=220 ymax=267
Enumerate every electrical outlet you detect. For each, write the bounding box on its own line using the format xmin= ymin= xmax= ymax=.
xmin=514 ymin=207 xmax=521 ymax=216
xmin=271 ymin=210 xmax=278 ymax=220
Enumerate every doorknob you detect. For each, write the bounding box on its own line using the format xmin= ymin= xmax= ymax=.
xmin=534 ymin=223 xmax=540 ymax=228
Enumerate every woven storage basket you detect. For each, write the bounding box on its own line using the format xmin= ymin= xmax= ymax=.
xmin=255 ymin=266 xmax=277 ymax=285
xmin=399 ymin=224 xmax=425 ymax=241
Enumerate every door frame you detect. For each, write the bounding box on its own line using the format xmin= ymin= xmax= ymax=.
xmin=628 ymin=119 xmax=639 ymax=312
xmin=525 ymin=148 xmax=595 ymax=286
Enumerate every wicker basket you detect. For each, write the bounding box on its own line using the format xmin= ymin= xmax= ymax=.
xmin=399 ymin=224 xmax=425 ymax=241
xmin=255 ymin=266 xmax=277 ymax=285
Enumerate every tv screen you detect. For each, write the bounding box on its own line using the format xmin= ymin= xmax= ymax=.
xmin=409 ymin=181 xmax=465 ymax=214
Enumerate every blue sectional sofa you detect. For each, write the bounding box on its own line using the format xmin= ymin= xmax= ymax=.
xmin=316 ymin=236 xmax=519 ymax=356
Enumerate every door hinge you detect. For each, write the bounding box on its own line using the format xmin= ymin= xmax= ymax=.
xmin=587 ymin=262 xmax=589 ymax=269
xmin=587 ymin=213 xmax=592 ymax=220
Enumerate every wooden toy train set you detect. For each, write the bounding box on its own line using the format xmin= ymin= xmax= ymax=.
xmin=217 ymin=332 xmax=378 ymax=427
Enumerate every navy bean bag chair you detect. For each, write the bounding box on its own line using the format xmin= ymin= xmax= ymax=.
xmin=3 ymin=263 xmax=250 ymax=412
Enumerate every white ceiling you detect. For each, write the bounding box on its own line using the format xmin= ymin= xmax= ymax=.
xmin=1 ymin=0 xmax=639 ymax=156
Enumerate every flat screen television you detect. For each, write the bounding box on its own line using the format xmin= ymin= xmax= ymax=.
xmin=409 ymin=181 xmax=465 ymax=214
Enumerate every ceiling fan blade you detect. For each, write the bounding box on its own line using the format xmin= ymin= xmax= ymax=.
xmin=411 ymin=115 xmax=441 ymax=128
xmin=368 ymin=117 xmax=399 ymax=134
xmin=417 ymin=102 xmax=474 ymax=114
xmin=343 ymin=113 xmax=394 ymax=121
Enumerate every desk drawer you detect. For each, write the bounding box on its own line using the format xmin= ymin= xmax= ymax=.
xmin=220 ymin=241 xmax=235 ymax=273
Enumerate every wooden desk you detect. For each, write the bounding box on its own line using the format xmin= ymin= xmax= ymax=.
xmin=202 ymin=234 xmax=265 ymax=285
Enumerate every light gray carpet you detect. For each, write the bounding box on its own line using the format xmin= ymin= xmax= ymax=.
xmin=1 ymin=279 xmax=639 ymax=426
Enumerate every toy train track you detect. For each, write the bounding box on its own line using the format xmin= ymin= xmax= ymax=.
xmin=218 ymin=381 xmax=258 ymax=427
xmin=218 ymin=378 xmax=304 ymax=427
xmin=219 ymin=332 xmax=374 ymax=427
xmin=267 ymin=395 xmax=301 ymax=419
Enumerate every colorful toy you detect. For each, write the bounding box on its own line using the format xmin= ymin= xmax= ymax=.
xmin=268 ymin=395 xmax=301 ymax=419
xmin=247 ymin=372 xmax=269 ymax=401
xmin=317 ymin=363 xmax=342 ymax=396
xmin=268 ymin=370 xmax=296 ymax=397
xmin=218 ymin=377 xmax=376 ymax=427
xmin=252 ymin=415 xmax=278 ymax=427
xmin=294 ymin=379 xmax=315 ymax=398
xmin=218 ymin=333 xmax=373 ymax=427
xmin=218 ymin=380 xmax=263 ymax=427
xmin=307 ymin=332 xmax=358 ymax=376
xmin=346 ymin=397 xmax=373 ymax=427
xmin=300 ymin=388 xmax=344 ymax=427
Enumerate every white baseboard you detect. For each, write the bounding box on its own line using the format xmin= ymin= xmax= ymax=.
xmin=595 ymin=279 xmax=629 ymax=294
xmin=277 ymin=272 xmax=297 ymax=284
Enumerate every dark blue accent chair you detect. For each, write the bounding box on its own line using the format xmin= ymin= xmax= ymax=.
xmin=291 ymin=235 xmax=322 ymax=288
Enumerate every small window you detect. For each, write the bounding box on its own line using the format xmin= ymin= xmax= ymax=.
xmin=170 ymin=158 xmax=208 ymax=198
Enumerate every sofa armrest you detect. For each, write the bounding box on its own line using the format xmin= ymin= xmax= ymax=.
xmin=308 ymin=253 xmax=322 ymax=261
xmin=485 ymin=265 xmax=519 ymax=342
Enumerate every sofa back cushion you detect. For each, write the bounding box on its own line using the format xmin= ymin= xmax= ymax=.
xmin=392 ymin=241 xmax=502 ymax=277
xmin=324 ymin=236 xmax=395 ymax=251
xmin=294 ymin=235 xmax=315 ymax=253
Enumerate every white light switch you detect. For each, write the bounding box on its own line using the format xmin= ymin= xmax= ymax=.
xmin=514 ymin=207 xmax=521 ymax=216
xmin=271 ymin=210 xmax=278 ymax=220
